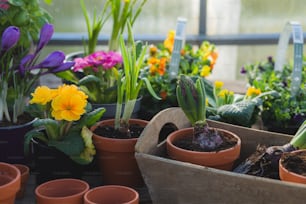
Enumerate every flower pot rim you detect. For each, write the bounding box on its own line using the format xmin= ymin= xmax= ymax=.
xmin=279 ymin=149 xmax=306 ymax=180
xmin=84 ymin=185 xmax=139 ymax=203
xmin=0 ymin=118 xmax=37 ymax=130
xmin=0 ymin=162 xmax=21 ymax=189
xmin=35 ymin=178 xmax=90 ymax=200
xmin=167 ymin=127 xmax=241 ymax=154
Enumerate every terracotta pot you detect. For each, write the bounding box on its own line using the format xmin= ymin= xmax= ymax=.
xmin=13 ymin=164 xmax=30 ymax=199
xmin=84 ymin=185 xmax=139 ymax=204
xmin=166 ymin=127 xmax=241 ymax=170
xmin=279 ymin=150 xmax=306 ymax=184
xmin=35 ymin=178 xmax=89 ymax=204
xmin=91 ymin=119 xmax=148 ymax=187
xmin=0 ymin=162 xmax=21 ymax=204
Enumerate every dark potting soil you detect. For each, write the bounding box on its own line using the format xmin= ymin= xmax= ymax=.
xmin=173 ymin=129 xmax=238 ymax=152
xmin=281 ymin=151 xmax=306 ymax=176
xmin=0 ymin=113 xmax=34 ymax=127
xmin=93 ymin=124 xmax=144 ymax=139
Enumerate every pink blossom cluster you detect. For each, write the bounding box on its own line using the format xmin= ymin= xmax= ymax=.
xmin=0 ymin=0 xmax=9 ymax=10
xmin=73 ymin=51 xmax=122 ymax=72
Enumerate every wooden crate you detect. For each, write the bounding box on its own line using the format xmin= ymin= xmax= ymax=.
xmin=135 ymin=107 xmax=306 ymax=204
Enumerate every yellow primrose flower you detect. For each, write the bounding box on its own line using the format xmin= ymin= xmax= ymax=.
xmin=246 ymin=87 xmax=261 ymax=97
xmin=29 ymin=86 xmax=57 ymax=105
xmin=200 ymin=65 xmax=211 ymax=77
xmin=214 ymin=81 xmax=224 ymax=89
xmin=57 ymin=84 xmax=88 ymax=101
xmin=51 ymin=91 xmax=87 ymax=121
xmin=218 ymin=89 xmax=233 ymax=98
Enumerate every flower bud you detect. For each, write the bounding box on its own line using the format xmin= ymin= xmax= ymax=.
xmin=1 ymin=26 xmax=20 ymax=51
xmin=36 ymin=23 xmax=54 ymax=53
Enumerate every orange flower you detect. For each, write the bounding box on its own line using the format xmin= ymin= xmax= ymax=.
xmin=158 ymin=57 xmax=167 ymax=76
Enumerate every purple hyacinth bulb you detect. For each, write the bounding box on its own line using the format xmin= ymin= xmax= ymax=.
xmin=1 ymin=26 xmax=20 ymax=51
xmin=36 ymin=23 xmax=54 ymax=53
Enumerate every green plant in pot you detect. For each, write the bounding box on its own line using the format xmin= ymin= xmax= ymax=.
xmin=234 ymin=120 xmax=306 ymax=179
xmin=166 ymin=75 xmax=241 ymax=170
xmin=91 ymin=22 xmax=160 ymax=187
xmin=205 ymin=80 xmax=278 ymax=128
xmin=58 ymin=0 xmax=148 ymax=105
xmin=241 ymin=56 xmax=306 ymax=134
xmin=0 ymin=23 xmax=75 ymax=164
xmin=24 ymin=84 xmax=105 ymax=183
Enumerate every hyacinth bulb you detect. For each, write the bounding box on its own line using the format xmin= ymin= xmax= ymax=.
xmin=1 ymin=26 xmax=20 ymax=51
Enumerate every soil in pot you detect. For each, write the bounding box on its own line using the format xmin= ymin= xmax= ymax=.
xmin=93 ymin=123 xmax=144 ymax=139
xmin=173 ymin=129 xmax=238 ymax=152
xmin=281 ymin=151 xmax=306 ymax=176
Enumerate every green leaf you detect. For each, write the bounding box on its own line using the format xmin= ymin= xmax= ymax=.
xmin=78 ymin=75 xmax=101 ymax=85
xmin=48 ymin=131 xmax=84 ymax=156
xmin=55 ymin=70 xmax=79 ymax=84
xmin=77 ymin=107 xmax=105 ymax=128
xmin=33 ymin=119 xmax=59 ymax=140
xmin=24 ymin=129 xmax=46 ymax=156
xmin=217 ymin=100 xmax=258 ymax=127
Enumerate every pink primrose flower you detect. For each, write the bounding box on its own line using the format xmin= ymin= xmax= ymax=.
xmin=0 ymin=0 xmax=9 ymax=10
xmin=73 ymin=57 xmax=92 ymax=72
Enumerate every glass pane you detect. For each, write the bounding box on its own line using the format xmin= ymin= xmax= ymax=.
xmin=207 ymin=0 xmax=306 ymax=35
xmin=41 ymin=0 xmax=200 ymax=35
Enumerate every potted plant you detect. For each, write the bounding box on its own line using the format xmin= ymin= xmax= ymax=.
xmin=166 ymin=75 xmax=241 ymax=170
xmin=278 ymin=121 xmax=306 ymax=184
xmin=139 ymin=30 xmax=218 ymax=119
xmin=0 ymin=23 xmax=75 ymax=164
xmin=234 ymin=120 xmax=306 ymax=179
xmin=240 ymin=56 xmax=306 ymax=134
xmin=91 ymin=22 xmax=160 ymax=187
xmin=24 ymin=84 xmax=105 ymax=184
xmin=58 ymin=0 xmax=148 ymax=116
xmin=205 ymin=80 xmax=278 ymax=128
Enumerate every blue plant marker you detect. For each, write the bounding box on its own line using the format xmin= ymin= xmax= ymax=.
xmin=275 ymin=21 xmax=303 ymax=97
xmin=169 ymin=17 xmax=187 ymax=80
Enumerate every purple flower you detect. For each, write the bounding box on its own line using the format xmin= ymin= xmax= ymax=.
xmin=35 ymin=51 xmax=66 ymax=68
xmin=240 ymin=67 xmax=247 ymax=74
xmin=36 ymin=24 xmax=54 ymax=53
xmin=49 ymin=61 xmax=75 ymax=73
xmin=1 ymin=26 xmax=20 ymax=51
xmin=19 ymin=54 xmax=35 ymax=76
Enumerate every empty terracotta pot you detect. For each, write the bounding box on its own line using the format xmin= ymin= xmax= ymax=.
xmin=0 ymin=162 xmax=21 ymax=204
xmin=35 ymin=178 xmax=89 ymax=204
xmin=84 ymin=185 xmax=139 ymax=204
xmin=13 ymin=164 xmax=30 ymax=199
